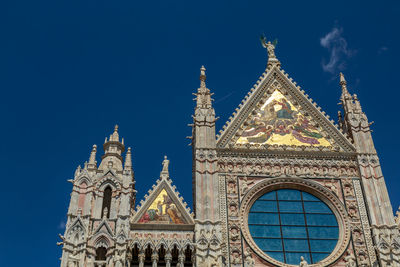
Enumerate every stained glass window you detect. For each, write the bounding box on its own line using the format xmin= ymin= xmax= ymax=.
xmin=248 ymin=189 xmax=339 ymax=265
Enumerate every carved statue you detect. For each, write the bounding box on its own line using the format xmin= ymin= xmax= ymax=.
xmin=395 ymin=207 xmax=400 ymax=225
xmin=114 ymin=252 xmax=123 ymax=267
xmin=102 ymin=207 xmax=108 ymax=219
xmin=68 ymin=252 xmax=80 ymax=267
xmin=299 ymin=256 xmax=308 ymax=267
xmin=162 ymin=155 xmax=169 ymax=173
xmin=244 ymin=247 xmax=255 ymax=267
xmin=86 ymin=256 xmax=95 ymax=267
xmin=260 ymin=35 xmax=278 ymax=59
xmin=344 ymin=253 xmax=357 ymax=267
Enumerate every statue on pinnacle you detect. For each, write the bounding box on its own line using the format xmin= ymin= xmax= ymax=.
xmin=260 ymin=34 xmax=278 ymax=60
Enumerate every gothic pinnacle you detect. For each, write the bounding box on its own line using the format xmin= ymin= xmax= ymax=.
xmin=340 ymin=72 xmax=346 ymax=85
xmin=339 ymin=72 xmax=351 ymax=101
xmin=124 ymin=147 xmax=132 ymax=171
xmin=88 ymin=144 xmax=97 ymax=169
xmin=200 ymin=65 xmax=206 ymax=88
xmin=110 ymin=124 xmax=119 ymax=142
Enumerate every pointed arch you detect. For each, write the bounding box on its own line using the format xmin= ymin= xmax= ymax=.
xmin=94 ymin=235 xmax=111 ymax=249
xmin=76 ymin=176 xmax=91 ymax=186
xmin=101 ymin=186 xmax=112 ymax=218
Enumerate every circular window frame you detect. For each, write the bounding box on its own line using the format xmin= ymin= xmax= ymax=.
xmin=240 ymin=177 xmax=350 ymax=267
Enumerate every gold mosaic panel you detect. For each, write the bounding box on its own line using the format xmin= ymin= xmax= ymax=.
xmin=138 ymin=189 xmax=185 ymax=224
xmin=236 ymin=90 xmax=332 ymax=147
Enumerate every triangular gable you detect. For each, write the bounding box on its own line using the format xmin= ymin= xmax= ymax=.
xmin=216 ymin=65 xmax=355 ymax=152
xmin=132 ymin=176 xmax=194 ymax=227
xmin=93 ymin=220 xmax=114 ymax=237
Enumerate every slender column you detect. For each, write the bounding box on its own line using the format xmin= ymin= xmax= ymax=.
xmin=165 ymin=252 xmax=172 ymax=267
xmin=126 ymin=251 xmax=132 ymax=267
xmin=191 ymin=253 xmax=195 ymax=267
xmin=151 ymin=251 xmax=158 ymax=267
xmin=177 ymin=253 xmax=185 ymax=267
xmin=138 ymin=252 xmax=145 ymax=267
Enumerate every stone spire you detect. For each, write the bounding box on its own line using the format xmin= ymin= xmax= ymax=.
xmin=110 ymin=125 xmax=120 ymax=142
xmin=195 ymin=66 xmax=213 ymax=109
xmin=87 ymin=144 xmax=97 ymax=170
xmin=340 ymin=72 xmax=352 ymax=102
xmin=98 ymin=125 xmax=125 ymax=171
xmin=339 ymin=72 xmax=358 ymax=118
xmin=124 ymin=147 xmax=132 ymax=173
xmin=192 ymin=65 xmax=217 ymax=148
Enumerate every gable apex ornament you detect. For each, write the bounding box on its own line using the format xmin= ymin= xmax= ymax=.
xmin=161 ymin=155 xmax=169 ymax=178
xmin=260 ymin=34 xmax=280 ymax=67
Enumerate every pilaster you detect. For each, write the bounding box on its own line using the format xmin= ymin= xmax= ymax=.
xmin=340 ymin=73 xmax=398 ymax=266
xmin=191 ymin=66 xmax=225 ymax=265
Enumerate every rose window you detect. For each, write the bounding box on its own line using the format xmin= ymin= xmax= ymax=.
xmin=248 ymin=189 xmax=339 ymax=265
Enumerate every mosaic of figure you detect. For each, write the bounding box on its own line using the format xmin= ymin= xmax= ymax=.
xmin=236 ymin=90 xmax=332 ymax=147
xmin=138 ymin=189 xmax=184 ymax=224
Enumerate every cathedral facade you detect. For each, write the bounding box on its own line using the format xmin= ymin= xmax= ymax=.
xmin=59 ymin=42 xmax=400 ymax=267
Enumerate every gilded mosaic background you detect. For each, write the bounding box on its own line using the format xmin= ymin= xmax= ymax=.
xmin=138 ymin=189 xmax=185 ymax=224
xmin=236 ymin=90 xmax=332 ymax=147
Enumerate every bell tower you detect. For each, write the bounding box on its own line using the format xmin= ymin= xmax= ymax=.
xmin=59 ymin=126 xmax=135 ymax=267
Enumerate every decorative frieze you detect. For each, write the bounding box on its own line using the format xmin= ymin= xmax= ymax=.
xmin=218 ymin=156 xmax=358 ymax=178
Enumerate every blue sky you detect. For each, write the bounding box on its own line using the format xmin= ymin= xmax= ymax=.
xmin=1 ymin=1 xmax=399 ymax=266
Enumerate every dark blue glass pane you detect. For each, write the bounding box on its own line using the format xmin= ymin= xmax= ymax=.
xmin=265 ymin=252 xmax=284 ymax=263
xmin=248 ymin=213 xmax=279 ymax=224
xmin=279 ymin=201 xmax=303 ymax=213
xmin=285 ymin=252 xmax=311 ymax=265
xmin=310 ymin=240 xmax=337 ymax=253
xmin=284 ymin=239 xmax=309 ymax=252
xmin=306 ymin=214 xmax=338 ymax=226
xmin=312 ymin=253 xmax=330 ymax=263
xmin=302 ymin=192 xmax=320 ymax=201
xmin=249 ymin=213 xmax=279 ymax=225
xmin=249 ymin=225 xmax=281 ymax=238
xmin=248 ymin=189 xmax=339 ymax=265
xmin=304 ymin=201 xmax=332 ymax=214
xmin=278 ymin=189 xmax=301 ymax=200
xmin=259 ymin=191 xmax=276 ymax=200
xmin=250 ymin=200 xmax=278 ymax=212
xmin=308 ymin=226 xmax=339 ymax=239
xmin=281 ymin=213 xmax=305 ymax=225
xmin=282 ymin=226 xmax=307 ymax=238
xmin=254 ymin=238 xmax=282 ymax=251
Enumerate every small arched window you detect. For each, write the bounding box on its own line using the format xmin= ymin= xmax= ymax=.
xmin=101 ymin=186 xmax=112 ymax=218
xmin=95 ymin=247 xmax=107 ymax=261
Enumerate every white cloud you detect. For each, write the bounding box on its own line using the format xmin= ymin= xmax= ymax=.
xmin=378 ymin=46 xmax=388 ymax=54
xmin=58 ymin=220 xmax=66 ymax=230
xmin=320 ymin=27 xmax=354 ymax=74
